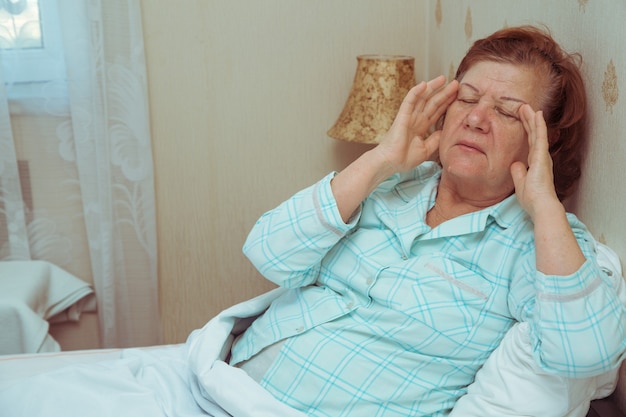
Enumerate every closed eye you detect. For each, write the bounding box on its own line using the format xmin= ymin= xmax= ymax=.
xmin=495 ymin=107 xmax=520 ymax=120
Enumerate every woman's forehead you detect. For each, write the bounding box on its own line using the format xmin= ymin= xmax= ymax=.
xmin=459 ymin=61 xmax=545 ymax=106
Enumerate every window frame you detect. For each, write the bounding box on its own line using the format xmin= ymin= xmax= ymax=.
xmin=0 ymin=0 xmax=66 ymax=100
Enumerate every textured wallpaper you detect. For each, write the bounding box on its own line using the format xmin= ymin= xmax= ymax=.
xmin=427 ymin=0 xmax=624 ymax=262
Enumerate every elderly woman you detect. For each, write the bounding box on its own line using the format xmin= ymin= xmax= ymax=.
xmin=231 ymin=26 xmax=626 ymax=415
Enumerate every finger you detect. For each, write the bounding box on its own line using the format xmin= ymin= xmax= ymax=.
xmin=510 ymin=160 xmax=528 ymax=194
xmin=421 ymin=129 xmax=442 ymax=157
xmin=519 ymin=104 xmax=536 ymax=142
xmin=397 ymin=81 xmax=428 ymax=117
xmin=423 ymin=75 xmax=447 ymax=96
xmin=519 ymin=105 xmax=545 ymax=158
xmin=532 ymin=110 xmax=549 ymax=154
xmin=522 ymin=107 xmax=551 ymax=165
xmin=423 ymin=79 xmax=458 ymax=121
xmin=404 ymin=76 xmax=447 ymax=116
xmin=408 ymin=79 xmax=458 ymax=130
xmin=396 ymin=77 xmax=454 ymax=135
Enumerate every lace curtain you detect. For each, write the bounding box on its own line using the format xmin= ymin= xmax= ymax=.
xmin=0 ymin=0 xmax=161 ymax=348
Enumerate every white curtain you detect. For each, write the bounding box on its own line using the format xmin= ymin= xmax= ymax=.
xmin=0 ymin=0 xmax=161 ymax=348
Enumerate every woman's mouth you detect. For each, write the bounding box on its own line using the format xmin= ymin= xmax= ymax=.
xmin=456 ymin=140 xmax=484 ymax=154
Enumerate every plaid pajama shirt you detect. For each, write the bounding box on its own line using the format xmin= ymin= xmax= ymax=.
xmin=231 ymin=162 xmax=626 ymax=416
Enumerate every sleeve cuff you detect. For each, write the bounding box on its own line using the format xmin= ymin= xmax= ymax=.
xmin=536 ymin=260 xmax=602 ymax=302
xmin=313 ymin=172 xmax=361 ymax=236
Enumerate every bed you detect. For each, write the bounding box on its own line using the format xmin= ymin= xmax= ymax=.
xmin=0 ymin=243 xmax=624 ymax=417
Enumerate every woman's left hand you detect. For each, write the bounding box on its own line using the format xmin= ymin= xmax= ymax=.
xmin=510 ymin=104 xmax=560 ymax=219
xmin=512 ymin=106 xmax=586 ymax=276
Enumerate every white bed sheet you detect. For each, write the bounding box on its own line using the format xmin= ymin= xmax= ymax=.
xmin=0 ymin=287 xmax=306 ymax=417
xmin=0 ymin=344 xmax=209 ymax=417
xmin=0 ymin=345 xmax=177 ymax=390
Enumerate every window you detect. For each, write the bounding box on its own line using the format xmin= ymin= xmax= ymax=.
xmin=0 ymin=0 xmax=65 ymax=97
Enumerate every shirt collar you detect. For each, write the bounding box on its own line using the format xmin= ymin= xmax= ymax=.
xmin=392 ymin=163 xmax=526 ymax=232
xmin=392 ymin=162 xmax=442 ymax=202
xmin=487 ymin=194 xmax=526 ymax=229
xmin=372 ymin=162 xmax=527 ymax=244
xmin=392 ymin=161 xmax=525 ymax=229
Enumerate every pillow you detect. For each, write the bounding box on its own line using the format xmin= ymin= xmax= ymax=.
xmin=449 ymin=243 xmax=624 ymax=417
xmin=449 ymin=321 xmax=618 ymax=417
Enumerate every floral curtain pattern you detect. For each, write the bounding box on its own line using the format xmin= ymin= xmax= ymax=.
xmin=0 ymin=0 xmax=161 ymax=348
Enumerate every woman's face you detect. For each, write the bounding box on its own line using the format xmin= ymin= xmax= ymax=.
xmin=439 ymin=60 xmax=546 ymax=201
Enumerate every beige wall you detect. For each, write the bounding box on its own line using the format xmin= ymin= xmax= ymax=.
xmin=141 ymin=0 xmax=428 ymax=343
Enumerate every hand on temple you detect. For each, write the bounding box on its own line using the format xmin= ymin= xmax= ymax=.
xmin=331 ymin=75 xmax=458 ymax=223
xmin=511 ymin=104 xmax=560 ymax=219
xmin=375 ymin=75 xmax=459 ymax=175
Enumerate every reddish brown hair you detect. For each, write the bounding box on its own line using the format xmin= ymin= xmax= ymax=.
xmin=455 ymin=25 xmax=587 ymax=201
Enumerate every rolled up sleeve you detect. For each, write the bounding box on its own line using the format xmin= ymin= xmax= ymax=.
xmin=531 ymin=259 xmax=626 ymax=377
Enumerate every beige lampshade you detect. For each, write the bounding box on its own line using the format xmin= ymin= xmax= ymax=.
xmin=328 ymin=55 xmax=416 ymax=144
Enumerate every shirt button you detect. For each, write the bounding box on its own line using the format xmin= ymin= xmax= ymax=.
xmin=366 ymin=277 xmax=374 ymax=285
xmin=346 ymin=301 xmax=354 ymax=309
xmin=295 ymin=326 xmax=304 ymax=333
xmin=402 ymin=255 xmax=408 ymax=260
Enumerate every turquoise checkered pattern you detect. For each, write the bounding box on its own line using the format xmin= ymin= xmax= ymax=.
xmin=232 ymin=161 xmax=626 ymax=416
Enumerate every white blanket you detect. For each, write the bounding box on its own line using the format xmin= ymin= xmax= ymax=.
xmin=186 ymin=287 xmax=306 ymax=416
xmin=0 ymin=261 xmax=95 ymax=354
xmin=0 ymin=345 xmax=202 ymax=417
xmin=0 ymin=289 xmax=303 ymax=417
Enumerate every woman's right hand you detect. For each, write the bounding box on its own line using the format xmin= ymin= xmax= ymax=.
xmin=375 ymin=75 xmax=459 ymax=174
xmin=331 ymin=76 xmax=458 ymax=223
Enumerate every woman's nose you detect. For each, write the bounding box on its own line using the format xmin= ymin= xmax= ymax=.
xmin=464 ymin=104 xmax=490 ymax=132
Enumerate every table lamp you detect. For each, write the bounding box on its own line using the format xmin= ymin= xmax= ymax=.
xmin=327 ymin=55 xmax=416 ymax=144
